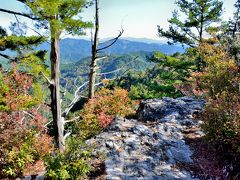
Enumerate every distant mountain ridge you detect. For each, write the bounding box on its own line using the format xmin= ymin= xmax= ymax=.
xmin=121 ymin=37 xmax=167 ymax=44
xmin=39 ymin=38 xmax=185 ymax=63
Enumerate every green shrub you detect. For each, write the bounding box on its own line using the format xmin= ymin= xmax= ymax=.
xmin=195 ymin=43 xmax=240 ymax=176
xmin=202 ymin=92 xmax=240 ymax=176
xmin=1 ymin=132 xmax=52 ymax=177
xmin=192 ymin=43 xmax=239 ymax=98
xmin=203 ymin=92 xmax=240 ymax=149
xmin=45 ymin=138 xmax=90 ymax=179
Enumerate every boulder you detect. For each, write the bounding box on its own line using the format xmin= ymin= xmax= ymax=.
xmin=137 ymin=97 xmax=204 ymax=122
xmin=87 ymin=96 xmax=205 ymax=179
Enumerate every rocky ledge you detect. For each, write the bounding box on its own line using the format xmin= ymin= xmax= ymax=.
xmin=87 ymin=97 xmax=205 ymax=180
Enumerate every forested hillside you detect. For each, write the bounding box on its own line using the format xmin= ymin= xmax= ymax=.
xmin=0 ymin=0 xmax=240 ymax=179
xmin=38 ymin=38 xmax=185 ymax=63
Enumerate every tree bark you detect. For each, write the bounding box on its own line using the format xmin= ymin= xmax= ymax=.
xmin=50 ymin=29 xmax=65 ymax=152
xmin=197 ymin=5 xmax=205 ymax=72
xmin=199 ymin=12 xmax=204 ymax=43
xmin=233 ymin=5 xmax=240 ymax=38
xmin=88 ymin=0 xmax=99 ymax=99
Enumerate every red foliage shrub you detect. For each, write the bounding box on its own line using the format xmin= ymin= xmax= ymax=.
xmin=98 ymin=111 xmax=112 ymax=128
xmin=76 ymin=88 xmax=136 ymax=139
xmin=0 ymin=67 xmax=53 ymax=178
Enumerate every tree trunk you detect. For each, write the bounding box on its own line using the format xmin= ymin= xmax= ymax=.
xmin=197 ymin=7 xmax=204 ymax=72
xmin=89 ymin=0 xmax=99 ymax=99
xmin=50 ymin=30 xmax=65 ymax=152
xmin=233 ymin=5 xmax=240 ymax=38
xmin=88 ymin=51 xmax=98 ymax=99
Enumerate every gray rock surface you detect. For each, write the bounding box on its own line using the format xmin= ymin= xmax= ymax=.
xmin=87 ymin=97 xmax=205 ymax=179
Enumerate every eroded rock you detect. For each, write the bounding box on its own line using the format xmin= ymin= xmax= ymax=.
xmin=87 ymin=96 xmax=205 ymax=179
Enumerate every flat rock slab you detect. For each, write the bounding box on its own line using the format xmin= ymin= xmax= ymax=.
xmin=87 ymin=97 xmax=205 ymax=179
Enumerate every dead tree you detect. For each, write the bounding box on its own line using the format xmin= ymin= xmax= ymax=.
xmin=88 ymin=0 xmax=123 ymax=99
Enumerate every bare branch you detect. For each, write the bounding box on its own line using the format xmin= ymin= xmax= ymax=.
xmin=0 ymin=8 xmax=39 ymax=20
xmin=44 ymin=120 xmax=53 ymax=128
xmin=41 ymin=72 xmax=52 ymax=85
xmin=95 ymin=56 xmax=108 ymax=61
xmin=80 ymin=95 xmax=88 ymax=99
xmin=14 ymin=15 xmax=46 ymax=37
xmin=22 ymin=110 xmax=35 ymax=119
xmin=61 ymin=78 xmax=69 ymax=97
xmin=74 ymin=81 xmax=89 ymax=97
xmin=91 ymin=27 xmax=94 ymax=45
xmin=97 ymin=28 xmax=124 ymax=52
xmin=63 ymin=81 xmax=89 ymax=117
xmin=64 ymin=116 xmax=80 ymax=124
xmin=36 ymin=105 xmax=41 ymax=111
xmin=44 ymin=103 xmax=51 ymax=108
xmin=0 ymin=53 xmax=16 ymax=62
xmin=13 ymin=14 xmax=46 ymax=39
xmin=14 ymin=14 xmax=22 ymax=33
xmin=20 ymin=117 xmax=25 ymax=125
xmin=14 ymin=16 xmax=48 ymax=42
xmin=64 ymin=131 xmax=71 ymax=140
xmin=28 ymin=26 xmax=46 ymax=37
xmin=97 ymin=68 xmax=122 ymax=76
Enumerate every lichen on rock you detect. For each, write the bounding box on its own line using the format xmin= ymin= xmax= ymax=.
xmin=87 ymin=97 xmax=205 ymax=179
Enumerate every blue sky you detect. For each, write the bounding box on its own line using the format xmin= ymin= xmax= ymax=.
xmin=0 ymin=0 xmax=236 ymax=40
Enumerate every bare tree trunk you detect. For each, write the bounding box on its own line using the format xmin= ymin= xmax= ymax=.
xmin=89 ymin=0 xmax=99 ymax=99
xmin=50 ymin=30 xmax=65 ymax=152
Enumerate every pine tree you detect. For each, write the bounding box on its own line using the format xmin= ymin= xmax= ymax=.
xmin=158 ymin=0 xmax=223 ymax=47
xmin=0 ymin=0 xmax=92 ymax=151
xmin=0 ymin=26 xmax=45 ymax=64
xmin=221 ymin=0 xmax=240 ymax=64
xmin=24 ymin=0 xmax=92 ymax=151
xmin=0 ymin=24 xmax=47 ymax=104
xmin=158 ymin=0 xmax=223 ymax=71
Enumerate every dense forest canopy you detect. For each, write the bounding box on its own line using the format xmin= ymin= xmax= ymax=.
xmin=0 ymin=0 xmax=240 ymax=179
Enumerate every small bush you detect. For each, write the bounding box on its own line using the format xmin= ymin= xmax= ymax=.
xmin=75 ymin=88 xmax=136 ymax=140
xmin=203 ymin=92 xmax=240 ymax=149
xmin=45 ymin=138 xmax=90 ymax=179
xmin=0 ymin=68 xmax=53 ymax=178
xmin=194 ymin=43 xmax=238 ymax=98
xmin=0 ymin=111 xmax=53 ymax=178
xmin=195 ymin=43 xmax=240 ymax=177
xmin=202 ymin=92 xmax=240 ymax=175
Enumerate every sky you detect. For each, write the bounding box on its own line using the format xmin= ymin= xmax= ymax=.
xmin=0 ymin=0 xmax=236 ymax=40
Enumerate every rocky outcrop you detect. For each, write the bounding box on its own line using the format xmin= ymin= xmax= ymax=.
xmin=87 ymin=97 xmax=205 ymax=179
